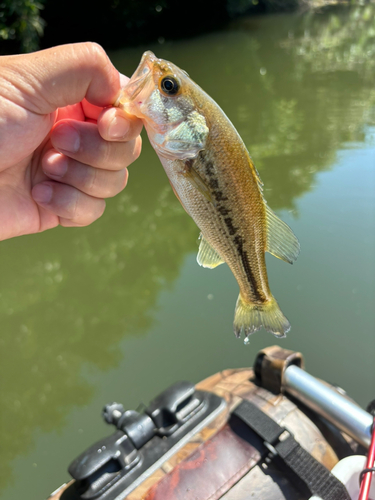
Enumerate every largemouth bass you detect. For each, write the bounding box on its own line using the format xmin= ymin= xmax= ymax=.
xmin=116 ymin=51 xmax=300 ymax=340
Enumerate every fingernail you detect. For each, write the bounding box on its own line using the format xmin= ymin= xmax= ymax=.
xmin=108 ymin=116 xmax=130 ymax=139
xmin=32 ymin=183 xmax=53 ymax=204
xmin=53 ymin=124 xmax=80 ymax=153
xmin=43 ymin=154 xmax=68 ymax=179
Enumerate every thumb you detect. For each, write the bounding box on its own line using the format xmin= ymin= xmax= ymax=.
xmin=4 ymin=43 xmax=121 ymax=115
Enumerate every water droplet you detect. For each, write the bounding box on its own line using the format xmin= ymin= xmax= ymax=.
xmin=260 ymin=67 xmax=267 ymax=76
xmin=158 ymin=37 xmax=165 ymax=44
xmin=207 ymin=294 xmax=214 ymax=300
xmin=244 ymin=337 xmax=250 ymax=345
xmin=97 ymin=449 xmax=102 ymax=453
xmin=155 ymin=5 xmax=162 ymax=12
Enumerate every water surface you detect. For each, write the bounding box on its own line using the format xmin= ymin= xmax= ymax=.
xmin=1 ymin=6 xmax=375 ymax=499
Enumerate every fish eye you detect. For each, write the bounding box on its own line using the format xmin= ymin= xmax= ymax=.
xmin=160 ymin=76 xmax=180 ymax=96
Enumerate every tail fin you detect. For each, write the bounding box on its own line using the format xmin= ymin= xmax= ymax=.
xmin=233 ymin=294 xmax=290 ymax=340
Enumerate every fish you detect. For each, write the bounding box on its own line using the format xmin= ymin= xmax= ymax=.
xmin=116 ymin=51 xmax=300 ymax=341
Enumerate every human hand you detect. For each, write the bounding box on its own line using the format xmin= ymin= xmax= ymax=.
xmin=0 ymin=42 xmax=142 ymax=240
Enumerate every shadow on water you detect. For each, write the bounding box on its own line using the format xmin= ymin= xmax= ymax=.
xmin=1 ymin=4 xmax=375 ymax=494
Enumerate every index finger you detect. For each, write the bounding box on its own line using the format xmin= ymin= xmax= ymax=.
xmin=13 ymin=42 xmax=121 ymax=115
xmin=82 ymin=74 xmax=131 ymax=121
xmin=98 ymin=107 xmax=143 ymax=142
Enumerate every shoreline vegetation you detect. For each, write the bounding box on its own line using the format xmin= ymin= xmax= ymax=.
xmin=0 ymin=0 xmax=371 ymax=54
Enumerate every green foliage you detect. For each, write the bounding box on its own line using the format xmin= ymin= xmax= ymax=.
xmin=0 ymin=0 xmax=369 ymax=53
xmin=0 ymin=0 xmax=45 ymax=52
xmin=227 ymin=0 xmax=302 ymax=17
xmin=282 ymin=3 xmax=375 ymax=80
xmin=40 ymin=0 xmax=229 ymax=50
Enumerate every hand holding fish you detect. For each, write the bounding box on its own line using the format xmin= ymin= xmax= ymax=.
xmin=117 ymin=52 xmax=300 ymax=340
xmin=0 ymin=42 xmax=142 ymax=240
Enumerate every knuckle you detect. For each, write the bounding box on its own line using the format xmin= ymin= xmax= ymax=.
xmin=67 ymin=190 xmax=79 ymax=220
xmin=77 ymin=199 xmax=105 ymax=224
xmin=84 ymin=165 xmax=98 ymax=193
xmin=101 ymin=170 xmax=128 ymax=198
xmin=93 ymin=200 xmax=106 ymax=220
xmin=83 ymin=42 xmax=108 ymax=65
xmin=98 ymin=139 xmax=115 ymax=167
xmin=97 ymin=137 xmax=142 ymax=171
xmin=110 ymin=169 xmax=128 ymax=197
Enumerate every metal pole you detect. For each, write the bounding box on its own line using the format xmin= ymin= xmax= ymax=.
xmin=283 ymin=364 xmax=373 ymax=449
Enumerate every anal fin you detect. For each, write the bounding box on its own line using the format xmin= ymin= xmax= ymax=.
xmin=197 ymin=234 xmax=225 ymax=269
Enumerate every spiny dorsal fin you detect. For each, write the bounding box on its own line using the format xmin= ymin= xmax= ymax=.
xmin=197 ymin=234 xmax=225 ymax=269
xmin=265 ymin=205 xmax=300 ymax=264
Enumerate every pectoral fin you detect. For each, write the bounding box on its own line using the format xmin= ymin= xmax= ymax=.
xmin=197 ymin=234 xmax=225 ymax=268
xmin=265 ymin=205 xmax=300 ymax=264
xmin=152 ymin=111 xmax=209 ymax=160
xmin=182 ymin=161 xmax=216 ymax=205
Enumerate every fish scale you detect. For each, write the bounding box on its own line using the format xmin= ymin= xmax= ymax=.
xmin=116 ymin=51 xmax=300 ymax=340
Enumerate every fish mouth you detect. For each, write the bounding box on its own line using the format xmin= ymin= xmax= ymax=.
xmin=115 ymin=51 xmax=157 ymax=111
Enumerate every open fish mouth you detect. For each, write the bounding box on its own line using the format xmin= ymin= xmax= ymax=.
xmin=115 ymin=51 xmax=156 ymax=108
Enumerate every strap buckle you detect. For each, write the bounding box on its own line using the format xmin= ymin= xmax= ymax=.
xmin=264 ymin=429 xmax=293 ymax=458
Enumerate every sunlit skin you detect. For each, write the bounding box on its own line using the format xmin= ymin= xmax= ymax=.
xmin=0 ymin=42 xmax=143 ymax=241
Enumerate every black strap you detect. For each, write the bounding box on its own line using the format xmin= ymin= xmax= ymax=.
xmin=234 ymin=400 xmax=351 ymax=500
xmin=360 ymin=467 xmax=375 ymax=484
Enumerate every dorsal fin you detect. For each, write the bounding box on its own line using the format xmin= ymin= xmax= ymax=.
xmin=197 ymin=234 xmax=225 ymax=269
xmin=265 ymin=204 xmax=300 ymax=264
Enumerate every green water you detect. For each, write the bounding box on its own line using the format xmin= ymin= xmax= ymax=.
xmin=1 ymin=5 xmax=375 ymax=499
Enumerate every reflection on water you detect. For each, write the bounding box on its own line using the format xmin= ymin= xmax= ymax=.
xmin=1 ymin=5 xmax=375 ymax=499
xmin=0 ymin=151 xmax=197 ymax=490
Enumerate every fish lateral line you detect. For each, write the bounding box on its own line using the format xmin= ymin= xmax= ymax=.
xmin=224 ymin=216 xmax=238 ymax=236
xmin=218 ymin=206 xmax=231 ymax=216
xmin=232 ymin=234 xmax=267 ymax=303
